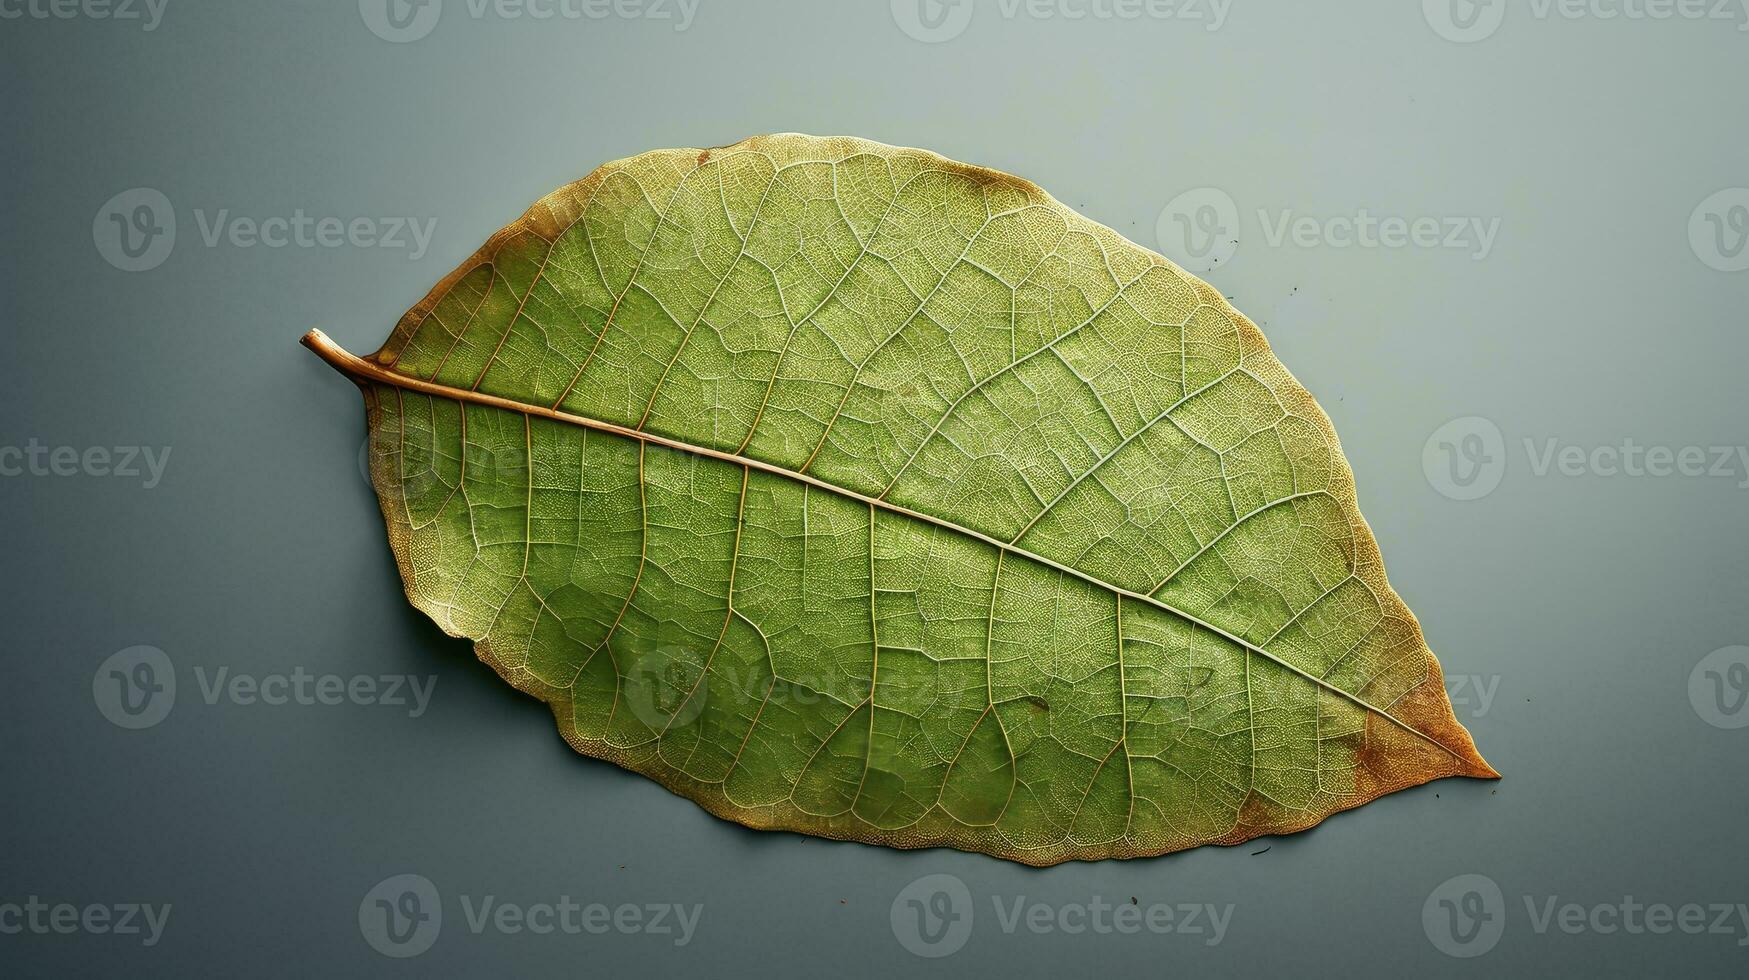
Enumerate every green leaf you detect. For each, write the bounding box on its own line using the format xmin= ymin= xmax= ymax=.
xmin=305 ymin=134 xmax=1495 ymax=865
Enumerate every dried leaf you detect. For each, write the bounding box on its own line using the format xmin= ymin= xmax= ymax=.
xmin=304 ymin=134 xmax=1495 ymax=864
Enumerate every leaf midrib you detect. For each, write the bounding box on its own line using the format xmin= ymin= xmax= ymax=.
xmin=303 ymin=328 xmax=1464 ymax=761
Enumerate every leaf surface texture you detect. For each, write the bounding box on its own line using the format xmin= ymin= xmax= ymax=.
xmin=311 ymin=134 xmax=1494 ymax=864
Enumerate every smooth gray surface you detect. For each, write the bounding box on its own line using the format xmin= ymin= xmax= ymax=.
xmin=3 ymin=1 xmax=1747 ymax=975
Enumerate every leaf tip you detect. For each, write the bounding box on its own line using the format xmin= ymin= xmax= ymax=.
xmin=1467 ymin=756 xmax=1503 ymax=780
xmin=1443 ymin=730 xmax=1501 ymax=780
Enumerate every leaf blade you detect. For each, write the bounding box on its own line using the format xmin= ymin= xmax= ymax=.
xmin=307 ymin=134 xmax=1494 ymax=865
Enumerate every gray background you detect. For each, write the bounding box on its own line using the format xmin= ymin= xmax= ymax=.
xmin=3 ymin=0 xmax=1747 ymax=975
